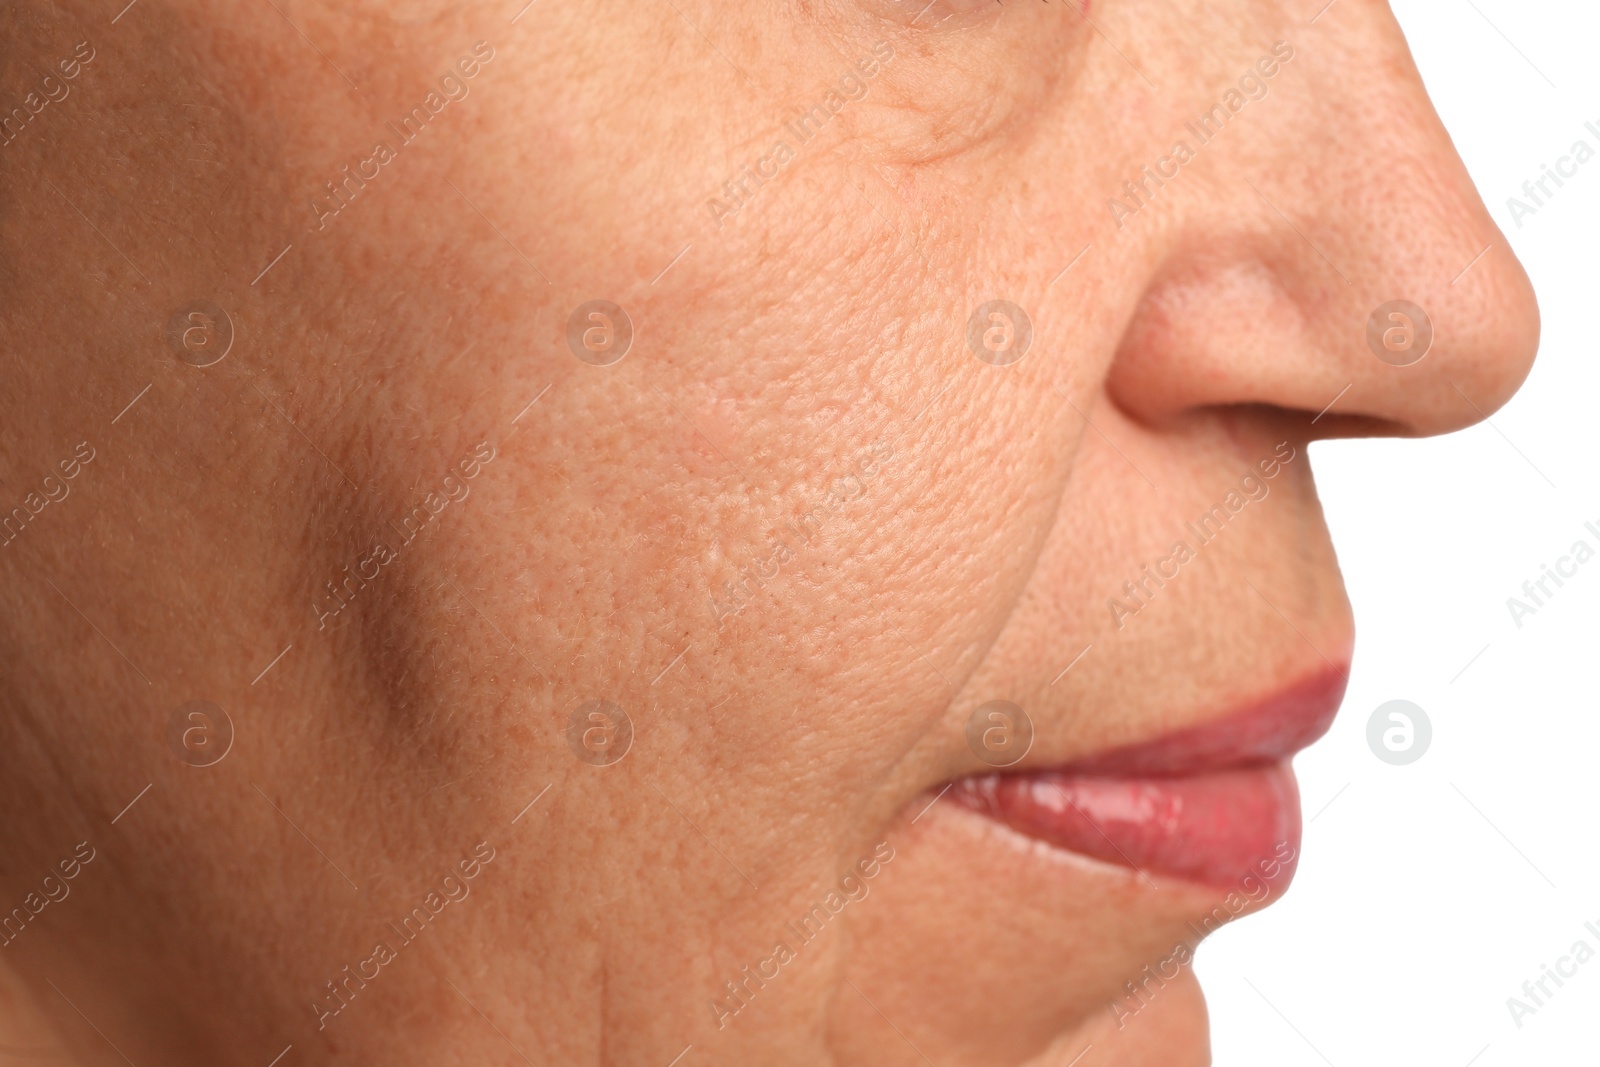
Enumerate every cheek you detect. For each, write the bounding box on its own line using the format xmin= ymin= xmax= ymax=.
xmin=862 ymin=0 xmax=1015 ymax=21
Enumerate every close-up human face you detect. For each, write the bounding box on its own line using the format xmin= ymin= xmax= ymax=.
xmin=0 ymin=0 xmax=1543 ymax=1064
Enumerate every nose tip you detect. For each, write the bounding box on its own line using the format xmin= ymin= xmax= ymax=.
xmin=1395 ymin=235 xmax=1542 ymax=438
xmin=1103 ymin=13 xmax=1542 ymax=441
xmin=1339 ymin=171 xmax=1541 ymax=438
xmin=1265 ymin=3 xmax=1543 ymax=439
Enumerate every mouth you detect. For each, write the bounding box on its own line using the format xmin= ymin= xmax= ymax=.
xmin=947 ymin=668 xmax=1349 ymax=887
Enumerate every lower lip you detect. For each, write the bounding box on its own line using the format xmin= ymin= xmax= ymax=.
xmin=949 ymin=762 xmax=1300 ymax=888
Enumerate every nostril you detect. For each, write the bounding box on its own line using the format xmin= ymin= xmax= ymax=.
xmin=1104 ymin=251 xmax=1318 ymax=428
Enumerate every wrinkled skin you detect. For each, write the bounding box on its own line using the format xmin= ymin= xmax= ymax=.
xmin=0 ymin=0 xmax=1536 ymax=1064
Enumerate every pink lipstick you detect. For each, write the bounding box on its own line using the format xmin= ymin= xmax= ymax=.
xmin=949 ymin=669 xmax=1347 ymax=887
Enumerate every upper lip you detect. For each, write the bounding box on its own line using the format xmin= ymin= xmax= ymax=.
xmin=1044 ymin=666 xmax=1350 ymax=778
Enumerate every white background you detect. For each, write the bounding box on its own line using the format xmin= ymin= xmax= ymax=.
xmin=1203 ymin=1 xmax=1600 ymax=1064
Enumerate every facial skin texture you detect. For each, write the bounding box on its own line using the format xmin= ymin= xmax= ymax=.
xmin=0 ymin=0 xmax=1537 ymax=1064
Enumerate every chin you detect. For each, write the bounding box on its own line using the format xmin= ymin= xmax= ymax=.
xmin=1027 ymin=972 xmax=1212 ymax=1067
xmin=824 ymin=794 xmax=1272 ymax=1067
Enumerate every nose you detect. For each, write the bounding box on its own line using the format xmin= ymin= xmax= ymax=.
xmin=1103 ymin=11 xmax=1540 ymax=439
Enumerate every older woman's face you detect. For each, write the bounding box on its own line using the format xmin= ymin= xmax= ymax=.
xmin=0 ymin=0 xmax=1537 ymax=1063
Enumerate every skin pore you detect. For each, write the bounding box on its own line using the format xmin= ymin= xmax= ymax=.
xmin=0 ymin=1 xmax=1535 ymax=1064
